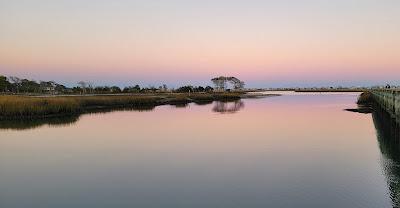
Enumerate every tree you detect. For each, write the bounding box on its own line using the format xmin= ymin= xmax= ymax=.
xmin=205 ymin=86 xmax=213 ymax=92
xmin=162 ymin=84 xmax=168 ymax=91
xmin=234 ymin=81 xmax=245 ymax=90
xmin=72 ymin=87 xmax=81 ymax=94
xmin=9 ymin=76 xmax=21 ymax=93
xmin=123 ymin=85 xmax=141 ymax=93
xmin=94 ymin=86 xmax=106 ymax=93
xmin=141 ymin=86 xmax=157 ymax=93
xmin=195 ymin=86 xmax=205 ymax=92
xmin=55 ymin=84 xmax=67 ymax=93
xmin=0 ymin=75 xmax=10 ymax=92
xmin=175 ymin=85 xmax=193 ymax=93
xmin=211 ymin=76 xmax=227 ymax=91
xmin=110 ymin=86 xmax=121 ymax=93
xmin=20 ymin=79 xmax=40 ymax=93
xmin=87 ymin=82 xmax=94 ymax=93
xmin=211 ymin=76 xmax=245 ymax=91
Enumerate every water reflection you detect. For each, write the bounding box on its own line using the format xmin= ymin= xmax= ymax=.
xmin=0 ymin=93 xmax=394 ymax=207
xmin=345 ymin=104 xmax=373 ymax=114
xmin=346 ymin=102 xmax=400 ymax=207
xmin=0 ymin=100 xmax=247 ymax=130
xmin=0 ymin=106 xmax=156 ymax=130
xmin=0 ymin=116 xmax=80 ymax=130
xmin=212 ymin=100 xmax=244 ymax=113
xmin=171 ymin=103 xmax=190 ymax=108
xmin=372 ymin=104 xmax=400 ymax=207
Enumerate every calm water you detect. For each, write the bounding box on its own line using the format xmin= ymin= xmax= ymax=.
xmin=0 ymin=92 xmax=399 ymax=207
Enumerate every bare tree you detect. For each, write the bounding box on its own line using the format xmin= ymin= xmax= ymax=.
xmin=162 ymin=84 xmax=168 ymax=92
xmin=237 ymin=81 xmax=245 ymax=90
xmin=211 ymin=76 xmax=227 ymax=91
xmin=228 ymin=77 xmax=245 ymax=90
xmin=212 ymin=76 xmax=245 ymax=91
xmin=77 ymin=81 xmax=88 ymax=94
xmin=87 ymin=82 xmax=94 ymax=94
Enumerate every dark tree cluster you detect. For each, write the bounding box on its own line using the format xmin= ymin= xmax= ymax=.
xmin=0 ymin=75 xmax=68 ymax=94
xmin=123 ymin=85 xmax=141 ymax=93
xmin=174 ymin=85 xmax=213 ymax=93
xmin=93 ymin=86 xmax=122 ymax=94
xmin=0 ymin=74 xmax=217 ymax=95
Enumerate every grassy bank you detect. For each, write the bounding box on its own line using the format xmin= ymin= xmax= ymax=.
xmin=0 ymin=93 xmax=247 ymax=119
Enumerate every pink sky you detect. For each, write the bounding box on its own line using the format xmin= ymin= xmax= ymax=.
xmin=0 ymin=0 xmax=399 ymax=87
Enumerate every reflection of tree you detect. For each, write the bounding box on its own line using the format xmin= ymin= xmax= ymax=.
xmin=372 ymin=104 xmax=400 ymax=207
xmin=212 ymin=101 xmax=244 ymax=113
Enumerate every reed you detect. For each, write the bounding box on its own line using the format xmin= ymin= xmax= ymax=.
xmin=0 ymin=96 xmax=80 ymax=118
xmin=0 ymin=95 xmax=161 ymax=119
xmin=76 ymin=95 xmax=161 ymax=108
xmin=0 ymin=93 xmax=244 ymax=119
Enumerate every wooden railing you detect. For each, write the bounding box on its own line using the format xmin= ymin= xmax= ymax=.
xmin=371 ymin=89 xmax=400 ymax=121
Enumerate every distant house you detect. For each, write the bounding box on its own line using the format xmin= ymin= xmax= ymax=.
xmin=42 ymin=86 xmax=55 ymax=94
xmin=40 ymin=81 xmax=57 ymax=94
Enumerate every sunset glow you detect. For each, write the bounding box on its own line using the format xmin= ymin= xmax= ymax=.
xmin=0 ymin=0 xmax=399 ymax=87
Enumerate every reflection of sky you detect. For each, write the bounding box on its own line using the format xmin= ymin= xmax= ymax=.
xmin=0 ymin=93 xmax=391 ymax=207
xmin=0 ymin=0 xmax=399 ymax=87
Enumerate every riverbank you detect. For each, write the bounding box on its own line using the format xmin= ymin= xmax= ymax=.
xmin=0 ymin=92 xmax=279 ymax=119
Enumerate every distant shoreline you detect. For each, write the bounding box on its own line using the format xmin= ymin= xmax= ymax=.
xmin=294 ymin=89 xmax=365 ymax=92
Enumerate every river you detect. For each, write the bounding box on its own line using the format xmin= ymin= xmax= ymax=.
xmin=0 ymin=92 xmax=398 ymax=207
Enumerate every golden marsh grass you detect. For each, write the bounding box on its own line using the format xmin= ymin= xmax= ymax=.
xmin=0 ymin=93 xmax=243 ymax=119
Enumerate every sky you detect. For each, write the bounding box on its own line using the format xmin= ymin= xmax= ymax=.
xmin=0 ymin=0 xmax=399 ymax=88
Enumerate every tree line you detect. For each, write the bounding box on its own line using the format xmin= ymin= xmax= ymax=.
xmin=0 ymin=75 xmax=68 ymax=94
xmin=0 ymin=75 xmax=217 ymax=94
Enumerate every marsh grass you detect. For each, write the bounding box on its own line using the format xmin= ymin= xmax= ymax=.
xmin=0 ymin=95 xmax=160 ymax=119
xmin=0 ymin=96 xmax=80 ymax=118
xmin=0 ymin=92 xmax=243 ymax=119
